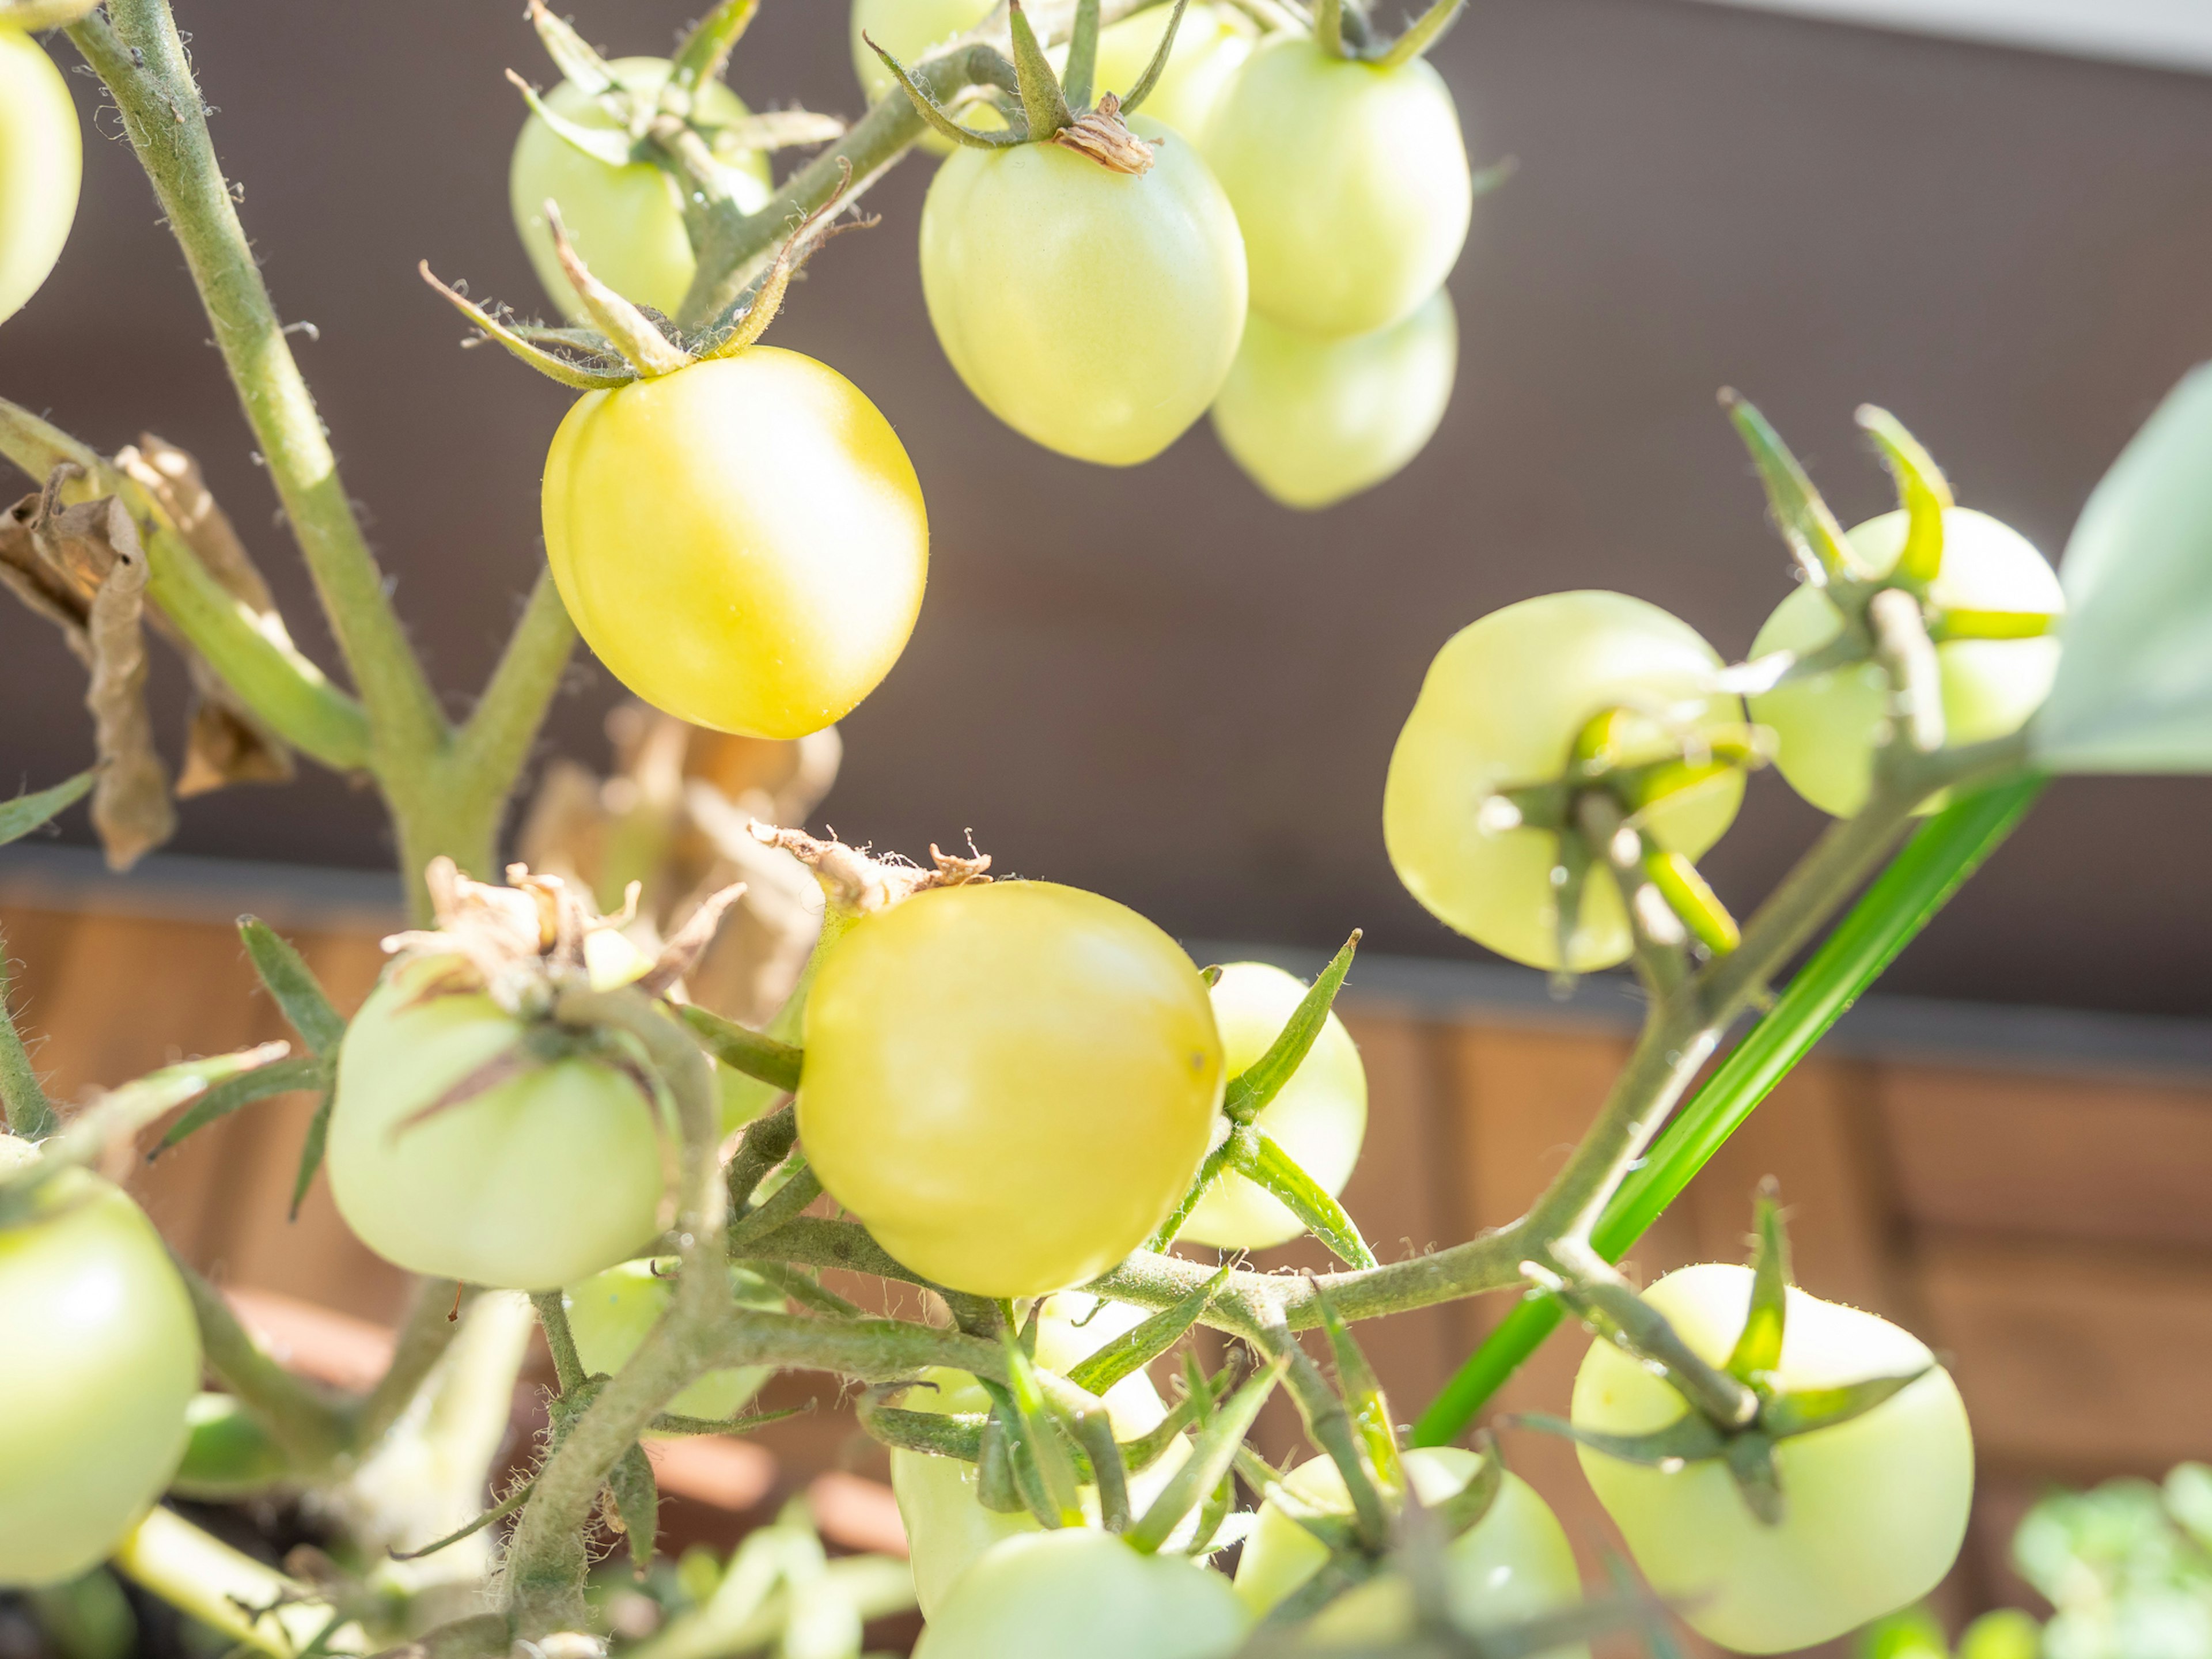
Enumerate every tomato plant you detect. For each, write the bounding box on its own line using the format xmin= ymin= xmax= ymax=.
xmin=1178 ymin=961 xmax=1368 ymax=1253
xmin=1236 ymin=1448 xmax=1585 ymax=1655
xmin=0 ymin=1138 xmax=200 ymax=1589
xmin=327 ymin=954 xmax=670 ymax=1290
xmin=0 ymin=25 xmax=79 ymax=328
xmin=1571 ymin=1263 xmax=1974 ymax=1654
xmin=850 ymin=0 xmax=1003 ymax=150
xmin=918 ymin=113 xmax=1247 ymax=467
xmin=1092 ymin=2 xmax=1253 ymax=138
xmin=564 ymin=1259 xmax=784 ymax=1427
xmin=510 ymin=56 xmax=771 ymax=324
xmin=799 ymin=881 xmax=1224 ymax=1297
xmin=1211 ymin=290 xmax=1458 ymax=510
xmin=1384 ymin=591 xmax=1746 ymax=971
xmin=542 ymin=348 xmax=929 ymax=741
xmin=1752 ymin=507 xmax=2064 ymax=818
xmin=1202 ymin=32 xmax=1471 ymax=339
xmin=913 ymin=1528 xmax=1248 ymax=1659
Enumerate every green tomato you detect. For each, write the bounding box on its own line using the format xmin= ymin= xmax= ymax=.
xmin=849 ymin=0 xmax=1005 ymax=154
xmin=1211 ymin=290 xmax=1457 ymax=510
xmin=892 ymin=1296 xmax=1181 ymax=1619
xmin=914 ymin=1528 xmax=1249 ymax=1659
xmin=1958 ymin=1608 xmax=2043 ymax=1659
xmin=1384 ymin=592 xmax=1745 ymax=971
xmin=1751 ymin=508 xmax=2064 ymax=819
xmin=1202 ymin=33 xmax=1471 ymax=338
xmin=0 ymin=1136 xmax=200 ymax=1588
xmin=543 ymin=348 xmax=929 ymax=740
xmin=1235 ymin=1449 xmax=1586 ymax=1657
xmin=800 ymin=881 xmax=1224 ymax=1299
xmin=509 ymin=57 xmax=770 ymax=323
xmin=918 ymin=117 xmax=1248 ymax=466
xmin=1571 ymin=1263 xmax=1975 ymax=1655
xmin=1178 ymin=963 xmax=1367 ymax=1253
xmin=0 ymin=26 xmax=81 ymax=328
xmin=1093 ymin=4 xmax=1255 ymax=138
xmin=563 ymin=1259 xmax=783 ymax=1428
xmin=327 ymin=955 xmax=667 ymax=1290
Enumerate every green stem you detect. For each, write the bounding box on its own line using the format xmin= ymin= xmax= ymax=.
xmin=112 ymin=1508 xmax=366 ymax=1658
xmin=66 ymin=3 xmax=448 ymax=776
xmin=448 ymin=568 xmax=577 ymax=835
xmin=1411 ymin=772 xmax=2044 ymax=1445
xmin=0 ymin=925 xmax=55 ymax=1139
xmin=169 ymin=1249 xmax=356 ymax=1474
xmin=354 ymin=1278 xmax=477 ymax=1448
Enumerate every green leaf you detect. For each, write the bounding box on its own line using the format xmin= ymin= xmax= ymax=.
xmin=151 ymin=1052 xmax=327 ymax=1156
xmin=861 ymin=32 xmax=1027 ymax=150
xmin=1222 ymin=931 xmax=1359 ymax=1125
xmin=1858 ymin=405 xmax=1955 ymax=588
xmin=288 ymin=1086 xmax=335 ymax=1219
xmin=0 ymin=771 xmax=94 ymax=847
xmin=1725 ymin=1180 xmax=1791 ymax=1381
xmin=237 ymin=919 xmax=346 ymax=1055
xmin=1062 ymin=0 xmax=1101 ymax=112
xmin=1065 ymin=1267 xmax=1230 ymax=1398
xmin=670 ymin=0 xmax=760 ymax=96
xmin=1723 ymin=391 xmax=1870 ymax=588
xmin=1118 ymin=0 xmax=1189 ymax=113
xmin=1125 ymin=1357 xmax=1286 ymax=1554
xmin=1412 ymin=776 xmax=2039 ymax=1446
xmin=679 ymin=1003 xmax=804 ymax=1092
xmin=1234 ymin=1128 xmax=1377 ymax=1269
xmin=1313 ymin=1283 xmax=1402 ymax=1493
xmin=1007 ymin=1 xmax=1073 ymax=139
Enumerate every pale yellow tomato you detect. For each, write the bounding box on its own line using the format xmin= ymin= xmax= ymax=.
xmin=510 ymin=57 xmax=770 ymax=323
xmin=564 ymin=1259 xmax=785 ymax=1429
xmin=849 ymin=0 xmax=1005 ymax=153
xmin=542 ymin=349 xmax=929 ymax=740
xmin=915 ymin=1528 xmax=1249 ymax=1659
xmin=800 ymin=881 xmax=1224 ymax=1297
xmin=1179 ymin=963 xmax=1367 ymax=1253
xmin=0 ymin=27 xmax=79 ymax=328
xmin=1093 ymin=3 xmax=1256 ymax=138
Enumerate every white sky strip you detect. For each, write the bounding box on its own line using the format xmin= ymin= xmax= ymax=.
xmin=1677 ymin=0 xmax=2212 ymax=75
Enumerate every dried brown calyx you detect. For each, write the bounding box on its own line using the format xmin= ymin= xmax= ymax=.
xmin=1054 ymin=93 xmax=1155 ymax=176
xmin=747 ymin=824 xmax=992 ymax=918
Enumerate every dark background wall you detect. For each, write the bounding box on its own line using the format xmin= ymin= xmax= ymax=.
xmin=3 ymin=0 xmax=2210 ymax=1014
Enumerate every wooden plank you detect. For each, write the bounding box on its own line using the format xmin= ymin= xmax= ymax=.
xmin=1878 ymin=1064 xmax=2212 ymax=1252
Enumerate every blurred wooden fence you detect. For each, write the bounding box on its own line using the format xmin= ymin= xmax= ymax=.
xmin=6 ymin=846 xmax=2211 ymax=1649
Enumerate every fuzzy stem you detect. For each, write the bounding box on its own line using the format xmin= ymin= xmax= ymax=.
xmin=445 ymin=567 xmax=578 ymax=847
xmin=355 ymin=1278 xmax=478 ymax=1448
xmin=169 ymin=1249 xmax=357 ymax=1474
xmin=0 ymin=926 xmax=55 ymax=1139
xmin=111 ymin=1508 xmax=365 ymax=1658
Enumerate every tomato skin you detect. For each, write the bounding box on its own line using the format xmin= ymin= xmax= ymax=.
xmin=0 ymin=1138 xmax=200 ymax=1588
xmin=564 ymin=1260 xmax=783 ymax=1428
xmin=510 ymin=58 xmax=770 ymax=324
xmin=542 ymin=349 xmax=928 ymax=740
xmin=1571 ymin=1263 xmax=1974 ymax=1654
xmin=800 ymin=882 xmax=1224 ymax=1298
xmin=1235 ymin=1449 xmax=1586 ymax=1656
xmin=1751 ymin=508 xmax=2065 ymax=818
xmin=1384 ymin=592 xmax=1745 ymax=971
xmin=1093 ymin=4 xmax=1255 ymax=138
xmin=918 ymin=117 xmax=1248 ymax=467
xmin=0 ymin=27 xmax=81 ymax=328
xmin=1211 ymin=291 xmax=1457 ymax=510
xmin=849 ymin=0 xmax=1004 ymax=153
xmin=914 ymin=1528 xmax=1249 ymax=1659
xmin=327 ymin=955 xmax=667 ymax=1290
xmin=1202 ymin=35 xmax=1470 ymax=339
xmin=1179 ymin=963 xmax=1367 ymax=1252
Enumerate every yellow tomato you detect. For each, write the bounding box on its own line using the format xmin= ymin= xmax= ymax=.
xmin=542 ymin=349 xmax=929 ymax=740
xmin=800 ymin=881 xmax=1224 ymax=1297
xmin=0 ymin=26 xmax=80 ymax=328
xmin=563 ymin=1259 xmax=785 ymax=1429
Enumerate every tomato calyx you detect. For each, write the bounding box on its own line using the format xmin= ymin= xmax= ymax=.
xmin=1521 ymin=1184 xmax=1937 ymax=1527
xmin=1311 ymin=0 xmax=1468 ymax=70
xmin=747 ymin=823 xmax=992 ymax=920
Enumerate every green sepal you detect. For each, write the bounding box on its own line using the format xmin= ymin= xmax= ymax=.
xmin=740 ymin=1259 xmax=863 ymax=1319
xmin=1930 ymin=607 xmax=2059 ymax=643
xmin=975 ymin=1392 xmax=1022 ymax=1514
xmin=670 ymin=0 xmax=760 ymax=98
xmin=1313 ymin=1282 xmax=1403 ymax=1493
xmin=1723 ymin=390 xmax=1871 ymax=588
xmin=700 ymin=109 xmax=847 ymax=158
xmin=0 ymin=770 xmax=93 ymax=847
xmin=1066 ymin=1398 xmax=1131 ymax=1533
xmin=863 ymin=33 xmax=1027 ymax=150
xmin=1065 ymin=1267 xmax=1231 ymax=1397
xmin=238 ymin=918 xmax=346 ymax=1055
xmin=507 ymin=74 xmax=637 ymax=168
xmin=1761 ymin=1367 xmax=1932 ymax=1440
xmin=1725 ymin=1430 xmax=1785 ymax=1525
xmin=1512 ymin=1410 xmax=1730 ymax=1469
xmin=1062 ymin=0 xmax=1101 ymax=113
xmin=1550 ymin=829 xmax=1593 ymax=991
xmin=1224 ymin=931 xmax=1359 ymax=1126
xmin=649 ymin=1402 xmax=808 ymax=1438
xmin=150 ymin=1052 xmax=327 ymax=1156
xmin=1725 ymin=1179 xmax=1791 ymax=1381
xmin=1377 ymin=0 xmax=1467 ymax=70
xmin=1858 ymin=404 xmax=1954 ymax=589
xmin=1641 ymin=847 xmax=1740 ymax=957
xmin=1007 ymin=1 xmax=1074 ymax=139
xmin=1234 ymin=1128 xmax=1377 ymax=1269
xmin=418 ymin=262 xmax=637 ymax=391
xmin=1183 ymin=1351 xmax=1215 ymax=1429
xmin=287 ymin=1089 xmax=334 ymax=1220
xmin=1183 ymin=1475 xmax=1234 ymax=1558
xmin=678 ymin=1003 xmax=803 ymax=1092
xmin=1126 ymin=1357 xmax=1286 ymax=1554
xmin=1000 ymin=1332 xmax=1085 ymax=1527
xmin=1146 ymin=1131 xmax=1238 ymax=1251
xmin=609 ymin=1441 xmax=660 ymax=1572
xmin=1433 ymin=1443 xmax=1505 ymax=1539
xmin=1118 ymin=0 xmax=1190 ymax=113
xmin=855 ymin=1389 xmax=989 ymax=1460
xmin=1316 ymin=0 xmax=1349 ymax=58
xmin=725 ymin=1161 xmax=822 ymax=1252
xmin=527 ymin=0 xmax=618 ymax=96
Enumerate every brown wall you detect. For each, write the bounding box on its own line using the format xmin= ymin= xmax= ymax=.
xmin=3 ymin=2 xmax=2211 ymax=1015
